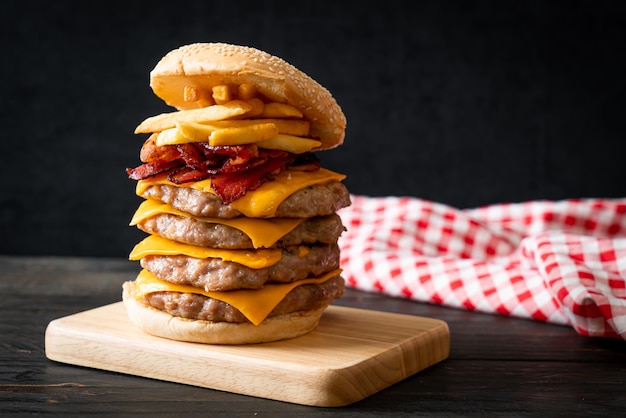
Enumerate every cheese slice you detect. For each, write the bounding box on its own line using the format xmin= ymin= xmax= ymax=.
xmin=129 ymin=235 xmax=283 ymax=269
xmin=133 ymin=268 xmax=341 ymax=325
xmin=136 ymin=168 xmax=346 ymax=218
xmin=129 ymin=199 xmax=304 ymax=248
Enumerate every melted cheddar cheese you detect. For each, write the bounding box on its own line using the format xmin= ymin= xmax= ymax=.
xmin=129 ymin=235 xmax=283 ymax=269
xmin=129 ymin=199 xmax=304 ymax=248
xmin=136 ymin=168 xmax=346 ymax=218
xmin=133 ymin=268 xmax=341 ymax=325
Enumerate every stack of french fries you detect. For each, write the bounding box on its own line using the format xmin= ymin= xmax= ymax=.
xmin=135 ymin=83 xmax=322 ymax=154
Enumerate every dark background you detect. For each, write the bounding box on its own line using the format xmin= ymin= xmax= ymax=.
xmin=1 ymin=0 xmax=624 ymax=258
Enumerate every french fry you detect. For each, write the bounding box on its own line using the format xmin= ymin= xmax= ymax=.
xmin=177 ymin=118 xmax=309 ymax=142
xmin=206 ymin=118 xmax=307 ymax=135
xmin=183 ymin=85 xmax=214 ymax=106
xmin=154 ymin=127 xmax=186 ymax=146
xmin=184 ymin=85 xmax=200 ymax=102
xmin=176 ymin=121 xmax=219 ymax=142
xmin=261 ymin=102 xmax=303 ymax=118
xmin=208 ymin=123 xmax=279 ymax=146
xmin=156 ymin=121 xmax=319 ymax=151
xmin=257 ymin=134 xmax=321 ymax=154
xmin=238 ymin=83 xmax=257 ymax=100
xmin=244 ymin=98 xmax=265 ymax=117
xmin=264 ymin=119 xmax=309 ymax=136
xmin=212 ymin=85 xmax=233 ymax=104
xmin=134 ymin=100 xmax=253 ymax=133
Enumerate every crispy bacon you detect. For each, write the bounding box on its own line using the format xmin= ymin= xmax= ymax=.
xmin=127 ymin=141 xmax=319 ymax=203
xmin=210 ymin=153 xmax=291 ymax=204
xmin=126 ymin=160 xmax=183 ymax=180
xmin=208 ymin=144 xmax=259 ymax=160
xmin=140 ymin=135 xmax=180 ymax=163
xmin=221 ymin=151 xmax=276 ymax=173
xmin=167 ymin=167 xmax=209 ymax=184
xmin=176 ymin=143 xmax=206 ymax=168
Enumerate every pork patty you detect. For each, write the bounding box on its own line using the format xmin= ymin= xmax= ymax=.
xmin=139 ymin=180 xmax=351 ymax=219
xmin=132 ymin=275 xmax=345 ymax=324
xmin=140 ymin=244 xmax=340 ymax=291
xmin=136 ymin=213 xmax=345 ymax=249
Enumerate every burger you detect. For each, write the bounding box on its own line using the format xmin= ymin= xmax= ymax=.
xmin=122 ymin=43 xmax=350 ymax=344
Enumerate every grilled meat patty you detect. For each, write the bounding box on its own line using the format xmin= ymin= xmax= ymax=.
xmin=139 ymin=181 xmax=351 ymax=219
xmin=128 ymin=275 xmax=345 ymax=323
xmin=140 ymin=244 xmax=340 ymax=291
xmin=136 ymin=213 xmax=345 ymax=249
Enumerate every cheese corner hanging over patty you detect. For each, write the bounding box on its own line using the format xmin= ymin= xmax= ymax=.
xmin=133 ymin=268 xmax=342 ymax=325
xmin=130 ymin=199 xmax=305 ymax=249
xmin=128 ymin=235 xmax=284 ymax=269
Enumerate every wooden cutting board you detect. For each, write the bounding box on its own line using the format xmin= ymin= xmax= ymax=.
xmin=45 ymin=302 xmax=450 ymax=407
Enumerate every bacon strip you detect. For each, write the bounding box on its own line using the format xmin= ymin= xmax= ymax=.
xmin=210 ymin=154 xmax=291 ymax=204
xmin=126 ymin=160 xmax=183 ymax=180
xmin=167 ymin=167 xmax=209 ymax=184
xmin=127 ymin=142 xmax=317 ymax=203
xmin=140 ymin=135 xmax=180 ymax=163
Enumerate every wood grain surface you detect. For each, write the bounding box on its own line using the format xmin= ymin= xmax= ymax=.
xmin=45 ymin=303 xmax=450 ymax=406
xmin=2 ymin=256 xmax=626 ymax=416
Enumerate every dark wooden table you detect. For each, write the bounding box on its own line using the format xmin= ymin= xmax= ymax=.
xmin=1 ymin=255 xmax=625 ymax=416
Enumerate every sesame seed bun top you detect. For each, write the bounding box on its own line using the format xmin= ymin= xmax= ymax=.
xmin=149 ymin=43 xmax=346 ymax=150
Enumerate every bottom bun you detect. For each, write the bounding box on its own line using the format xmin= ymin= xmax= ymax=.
xmin=122 ymin=282 xmax=327 ymax=344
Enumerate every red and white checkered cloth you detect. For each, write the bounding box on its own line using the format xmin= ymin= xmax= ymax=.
xmin=338 ymin=196 xmax=626 ymax=340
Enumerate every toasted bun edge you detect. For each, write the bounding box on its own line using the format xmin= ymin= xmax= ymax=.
xmin=149 ymin=43 xmax=346 ymax=150
xmin=122 ymin=281 xmax=326 ymax=344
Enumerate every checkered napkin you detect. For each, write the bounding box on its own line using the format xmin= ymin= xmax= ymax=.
xmin=337 ymin=196 xmax=626 ymax=340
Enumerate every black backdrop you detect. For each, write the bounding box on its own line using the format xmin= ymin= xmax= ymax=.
xmin=1 ymin=0 xmax=624 ymax=257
